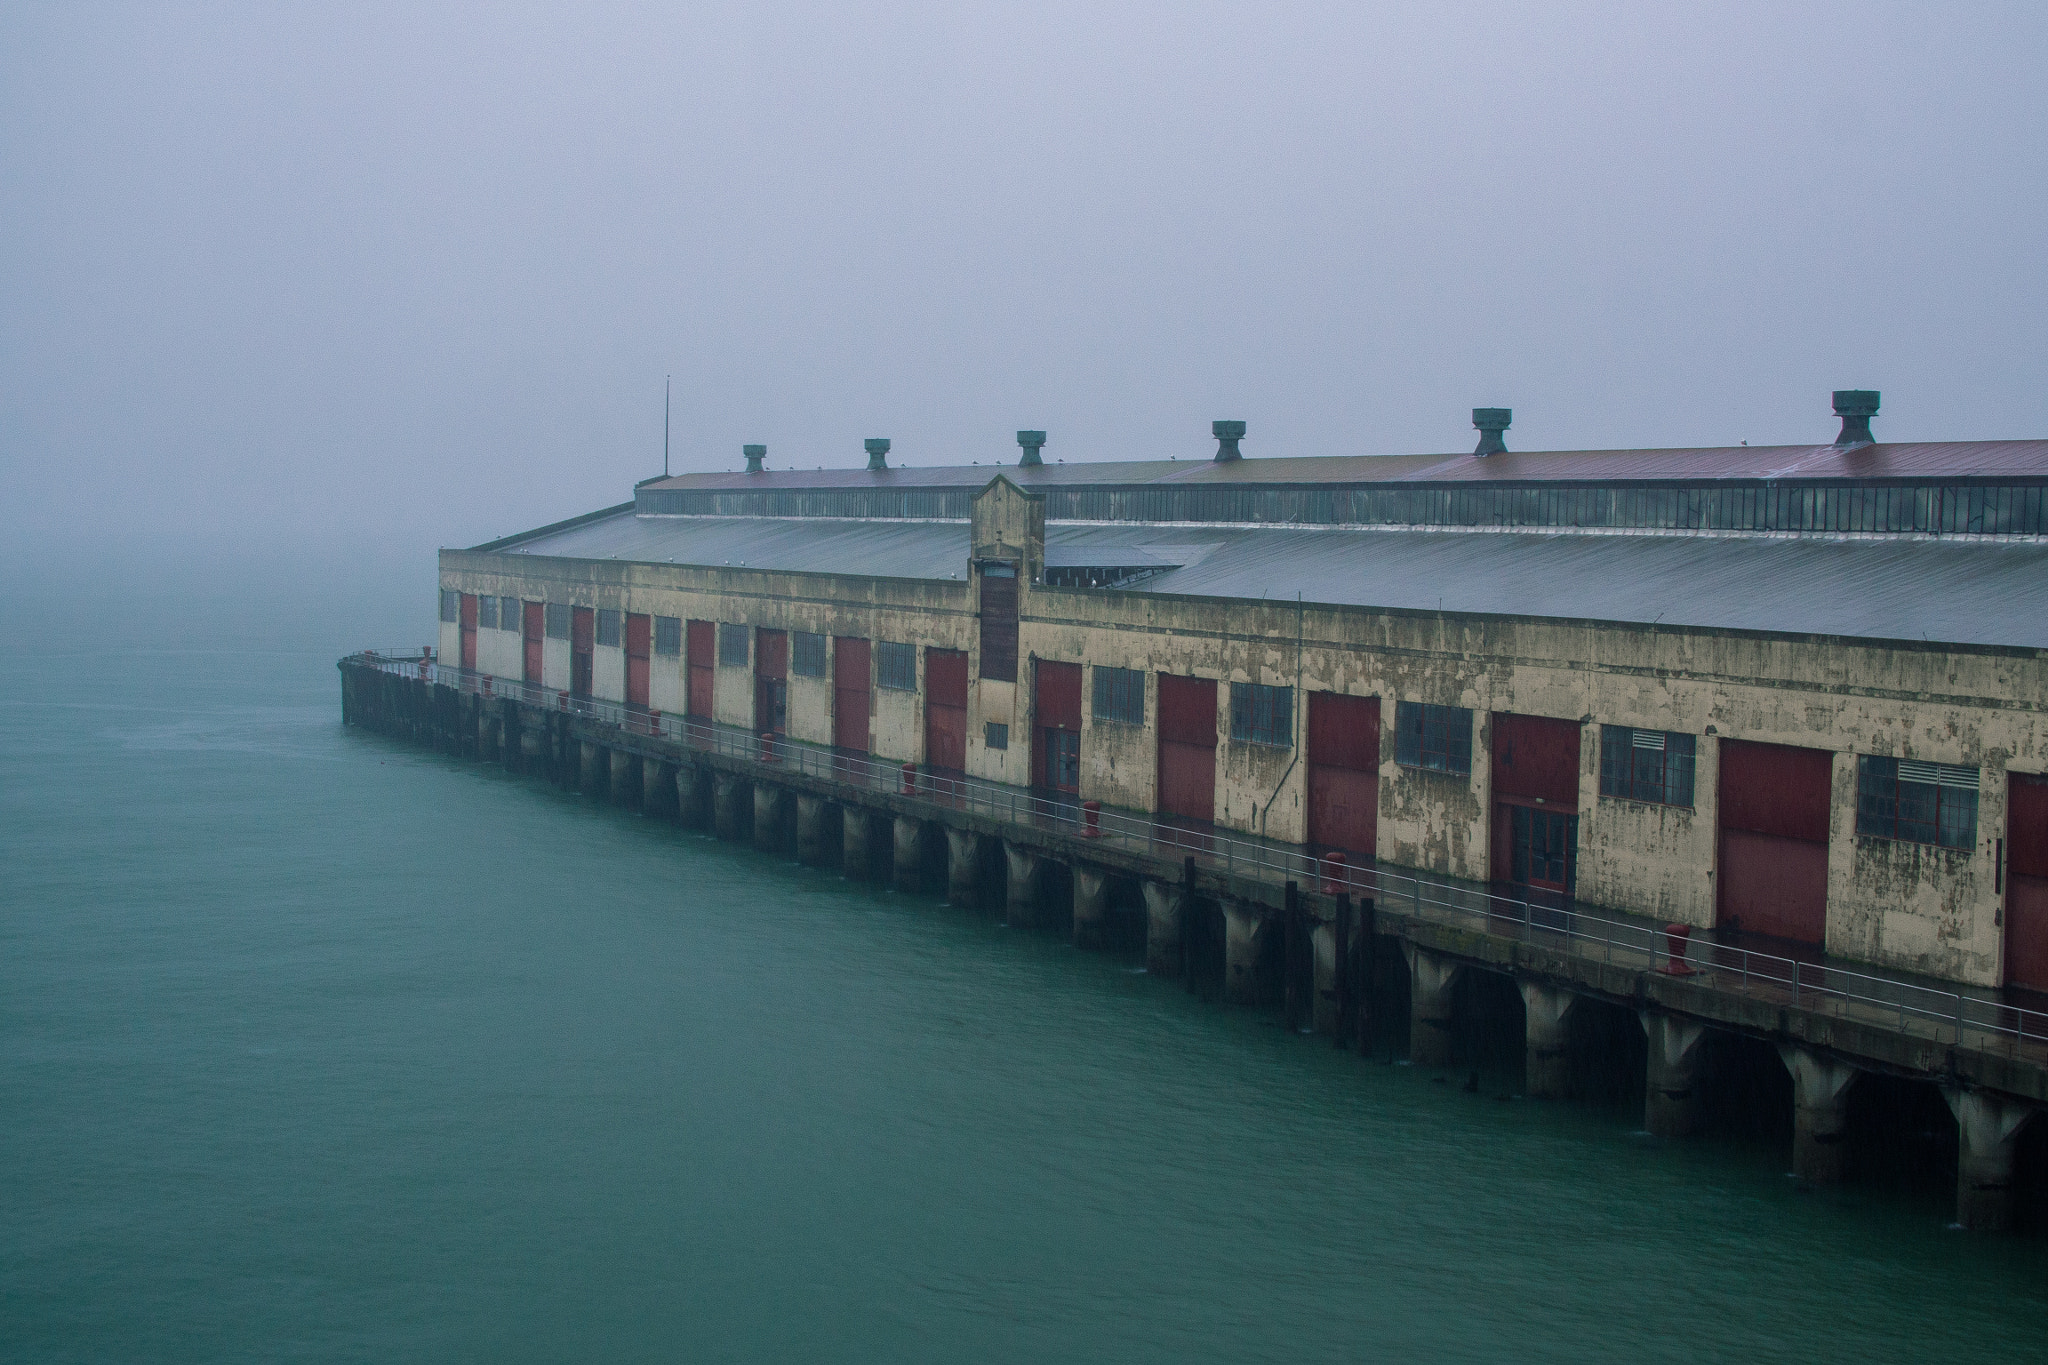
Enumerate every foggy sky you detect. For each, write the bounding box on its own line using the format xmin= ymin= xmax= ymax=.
xmin=4 ymin=2 xmax=2045 ymax=568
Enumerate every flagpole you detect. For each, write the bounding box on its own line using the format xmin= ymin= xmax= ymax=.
xmin=663 ymin=376 xmax=671 ymax=477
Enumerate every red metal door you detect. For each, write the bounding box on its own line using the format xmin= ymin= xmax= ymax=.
xmin=687 ymin=620 xmax=714 ymax=719
xmin=570 ymin=607 xmax=595 ymax=698
xmin=2007 ymin=774 xmax=2048 ymax=991
xmin=625 ymin=613 xmax=651 ymax=708
xmin=925 ymin=648 xmax=969 ymax=771
xmin=459 ymin=593 xmax=478 ymax=670
xmin=522 ymin=602 xmax=543 ymax=683
xmin=1307 ymin=692 xmax=1379 ymax=857
xmin=1717 ymin=739 xmax=1833 ymax=945
xmin=833 ymin=637 xmax=871 ymax=753
xmin=1490 ymin=713 xmax=1582 ymax=885
xmin=1156 ymin=674 xmax=1217 ymax=823
xmin=1032 ymin=660 xmax=1083 ymax=793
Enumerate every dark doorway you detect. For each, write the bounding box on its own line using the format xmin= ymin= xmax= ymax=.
xmin=755 ymin=629 xmax=788 ymax=736
xmin=522 ymin=602 xmax=543 ymax=683
xmin=625 ymin=613 xmax=651 ymax=708
xmin=686 ymin=620 xmax=714 ymax=719
xmin=978 ymin=561 xmax=1018 ymax=682
xmin=1490 ymin=713 xmax=1581 ymax=893
xmin=1033 ymin=659 xmax=1082 ymax=795
xmin=1307 ymin=692 xmax=1379 ymax=858
xmin=570 ymin=607 xmax=595 ymax=699
xmin=833 ymin=637 xmax=871 ymax=753
xmin=1157 ymin=674 xmax=1217 ymax=823
xmin=1718 ymin=739 xmax=1832 ymax=946
xmin=926 ymin=648 xmax=968 ymax=772
xmin=2008 ymin=773 xmax=2048 ymax=991
xmin=458 ymin=593 xmax=478 ymax=670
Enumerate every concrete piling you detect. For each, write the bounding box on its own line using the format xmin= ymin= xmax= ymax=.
xmin=578 ymin=741 xmax=605 ymax=796
xmin=1519 ymin=982 xmax=1577 ymax=1100
xmin=1944 ymin=1089 xmax=2035 ymax=1231
xmin=752 ymin=785 xmax=786 ymax=854
xmin=642 ymin=759 xmax=672 ymax=814
xmin=1779 ymin=1046 xmax=1859 ymax=1183
xmin=1071 ymin=866 xmax=1108 ymax=949
xmin=1221 ymin=901 xmax=1262 ymax=1006
xmin=675 ymin=764 xmax=709 ymax=828
xmin=1142 ymin=880 xmax=1183 ymax=977
xmin=713 ymin=773 xmax=749 ymax=842
xmin=841 ymin=807 xmax=874 ymax=880
xmin=1641 ymin=1013 xmax=1707 ymax=1137
xmin=892 ymin=817 xmax=924 ymax=893
xmin=797 ymin=796 xmax=835 ymax=867
xmin=1004 ymin=845 xmax=1042 ymax=927
xmin=945 ymin=829 xmax=982 ymax=907
xmin=610 ymin=749 xmax=639 ymax=805
xmin=1405 ymin=944 xmax=1462 ymax=1068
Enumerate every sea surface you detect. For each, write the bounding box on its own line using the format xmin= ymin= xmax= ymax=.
xmin=5 ymin=595 xmax=2047 ymax=1362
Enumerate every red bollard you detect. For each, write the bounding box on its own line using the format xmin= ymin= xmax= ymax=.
xmin=759 ymin=731 xmax=778 ymax=763
xmin=481 ymin=677 xmax=493 ymax=697
xmin=1081 ymin=800 xmax=1102 ymax=838
xmin=901 ymin=762 xmax=917 ymax=795
xmin=1660 ymin=922 xmax=1696 ymax=976
xmin=558 ymin=690 xmax=570 ymax=711
xmin=1321 ymin=850 xmax=1347 ymax=895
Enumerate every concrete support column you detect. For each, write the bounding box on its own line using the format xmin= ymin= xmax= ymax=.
xmin=610 ymin=749 xmax=640 ymax=805
xmin=1072 ymin=866 xmax=1108 ymax=950
xmin=1221 ymin=902 xmax=1263 ymax=1007
xmin=945 ymin=829 xmax=982 ymax=907
xmin=1519 ymin=982 xmax=1577 ymax=1100
xmin=642 ymin=759 xmax=672 ymax=815
xmin=841 ymin=807 xmax=875 ymax=880
xmin=1005 ymin=846 xmax=1043 ymax=927
xmin=892 ymin=817 xmax=925 ymax=893
xmin=753 ymin=784 xmax=786 ymax=854
xmin=675 ymin=765 xmax=709 ymax=828
xmin=712 ymin=773 xmax=748 ymax=842
xmin=517 ymin=720 xmax=543 ymax=767
xmin=1142 ymin=881 xmax=1184 ymax=977
xmin=1944 ymin=1089 xmax=2035 ymax=1232
xmin=1404 ymin=944 xmax=1462 ymax=1068
xmin=1641 ymin=1013 xmax=1708 ymax=1137
xmin=477 ymin=707 xmax=498 ymax=761
xmin=578 ymin=741 xmax=605 ymax=796
xmin=1311 ymin=919 xmax=1339 ymax=1035
xmin=796 ymin=796 xmax=835 ymax=867
xmin=1778 ymin=1047 xmax=1860 ymax=1184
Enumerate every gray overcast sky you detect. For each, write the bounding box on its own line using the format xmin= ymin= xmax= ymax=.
xmin=4 ymin=2 xmax=2045 ymax=565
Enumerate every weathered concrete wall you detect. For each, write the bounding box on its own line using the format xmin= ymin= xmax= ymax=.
xmin=593 ymin=643 xmax=624 ymax=702
xmin=439 ymin=540 xmax=2048 ymax=987
xmin=438 ymin=618 xmax=459 ymax=663
xmin=788 ymin=664 xmax=832 ymax=747
xmin=542 ymin=636 xmax=569 ymax=691
xmin=478 ymin=622 xmax=521 ymax=679
xmin=649 ymin=653 xmax=684 ymax=714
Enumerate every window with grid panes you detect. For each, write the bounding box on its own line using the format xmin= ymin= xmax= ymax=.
xmin=1092 ymin=666 xmax=1144 ymax=725
xmin=477 ymin=595 xmax=498 ymax=630
xmin=1598 ymin=726 xmax=1696 ymax=806
xmin=717 ymin=624 xmax=749 ymax=666
xmin=985 ymin=722 xmax=1009 ymax=750
xmin=501 ymin=597 xmax=522 ymax=630
xmin=1857 ymin=757 xmax=1978 ymax=849
xmin=440 ymin=590 xmax=459 ymax=622
xmin=876 ymin=642 xmax=916 ymax=691
xmin=1229 ymin=683 xmax=1293 ymax=747
xmin=1393 ymin=701 xmax=1472 ymax=775
xmin=544 ymin=604 xmax=571 ymax=639
xmin=596 ymin=609 xmax=621 ymax=647
xmin=653 ymin=616 xmax=682 ymax=656
xmin=791 ymin=631 xmax=828 ymax=677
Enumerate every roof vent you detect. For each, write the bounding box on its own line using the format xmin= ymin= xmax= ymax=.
xmin=864 ymin=437 xmax=891 ymax=471
xmin=1472 ymin=408 xmax=1511 ymax=457
xmin=743 ymin=444 xmax=766 ymax=473
xmin=1017 ymin=430 xmax=1046 ymax=468
xmin=1212 ymin=420 xmax=1246 ymax=462
xmin=1833 ymin=390 xmax=1879 ymax=446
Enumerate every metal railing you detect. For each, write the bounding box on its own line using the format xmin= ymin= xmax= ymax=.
xmin=353 ymin=651 xmax=2048 ymax=1059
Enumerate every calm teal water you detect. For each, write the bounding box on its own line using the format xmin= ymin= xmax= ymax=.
xmin=5 ymin=624 xmax=2047 ymax=1362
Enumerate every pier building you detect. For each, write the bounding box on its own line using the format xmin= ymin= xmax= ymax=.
xmin=350 ymin=391 xmax=2048 ymax=1229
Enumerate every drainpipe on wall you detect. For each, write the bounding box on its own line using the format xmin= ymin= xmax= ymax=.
xmin=1259 ymin=593 xmax=1306 ymax=843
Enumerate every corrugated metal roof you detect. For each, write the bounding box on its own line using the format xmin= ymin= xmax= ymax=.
xmin=477 ymin=512 xmax=2048 ymax=649
xmin=641 ymin=439 xmax=2048 ymax=493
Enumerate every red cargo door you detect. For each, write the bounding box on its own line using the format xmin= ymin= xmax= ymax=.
xmin=925 ymin=648 xmax=969 ymax=771
xmin=755 ymin=629 xmax=788 ymax=735
xmin=1717 ymin=739 xmax=1833 ymax=946
xmin=1490 ymin=714 xmax=1582 ymax=891
xmin=1033 ymin=659 xmax=1082 ymax=795
xmin=459 ymin=593 xmax=478 ymax=670
xmin=687 ymin=620 xmax=714 ymax=719
xmin=570 ymin=607 xmax=595 ymax=698
xmin=625 ymin=612 xmax=651 ymax=707
xmin=2007 ymin=774 xmax=2048 ymax=992
xmin=1307 ymin=692 xmax=1379 ymax=858
xmin=833 ymin=637 xmax=871 ymax=753
xmin=1157 ymin=674 xmax=1217 ymax=823
xmin=522 ymin=602 xmax=544 ymax=683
